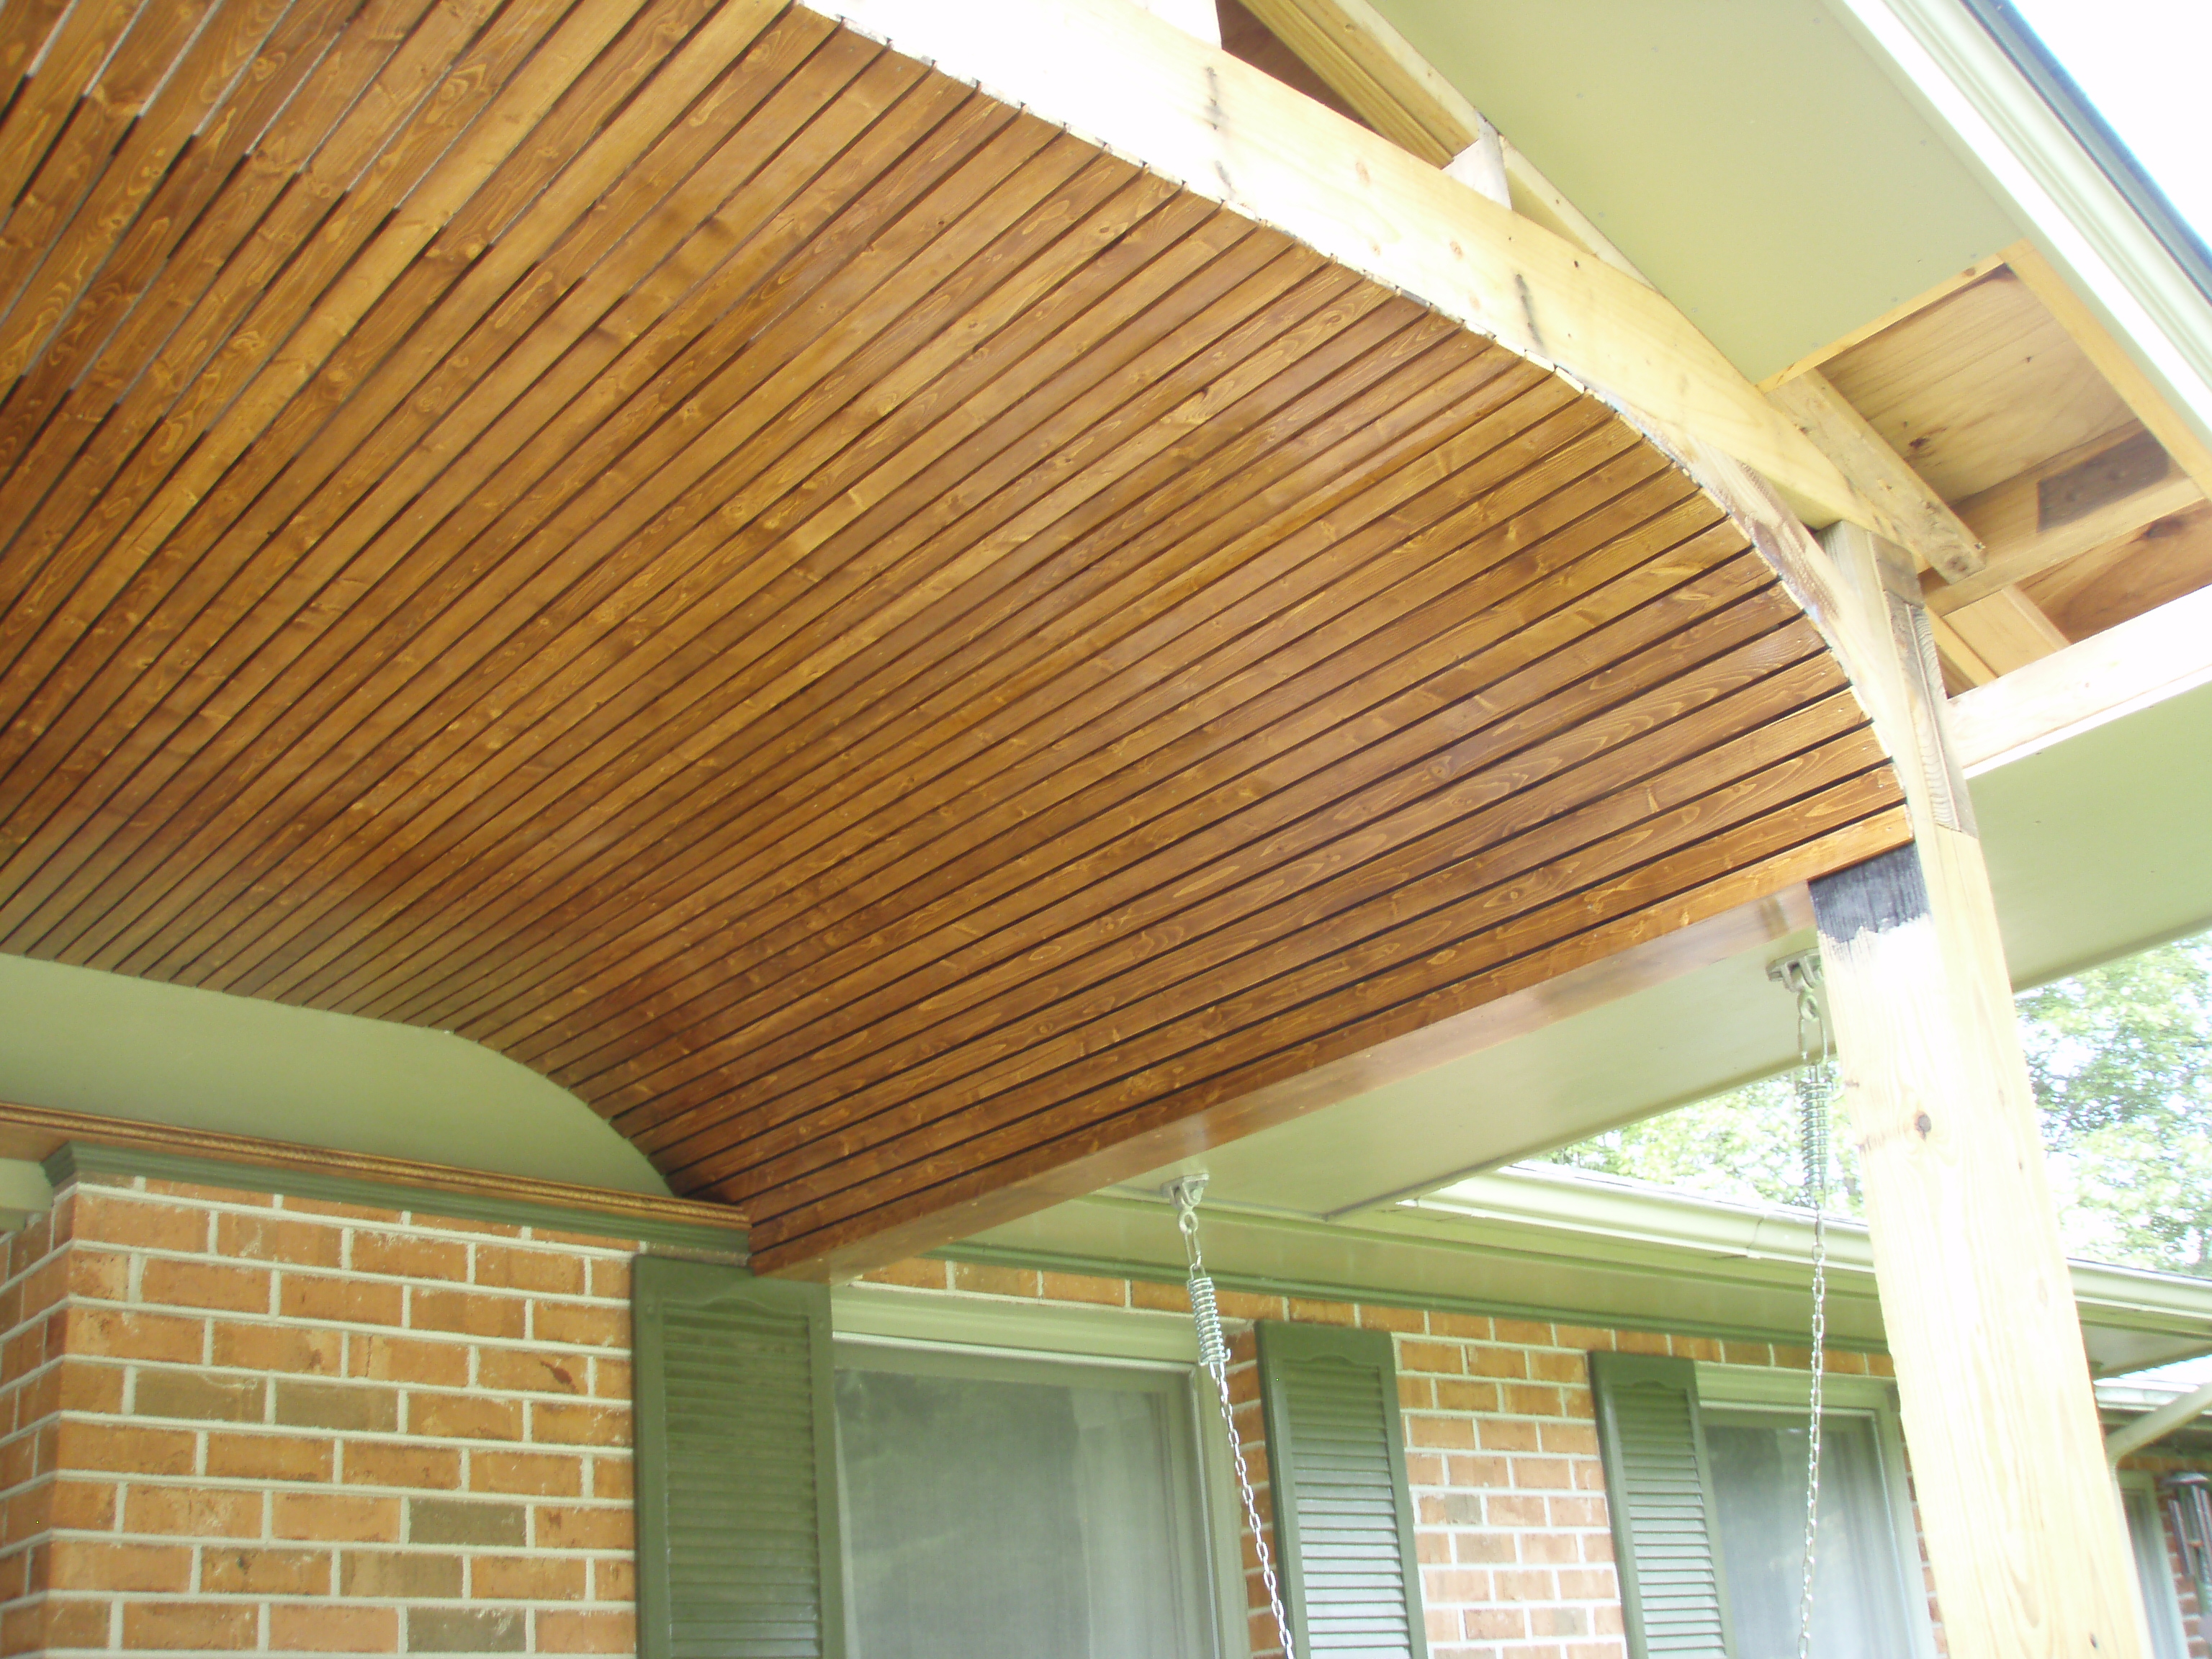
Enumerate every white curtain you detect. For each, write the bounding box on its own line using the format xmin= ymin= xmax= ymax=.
xmin=834 ymin=1352 xmax=1214 ymax=1659
xmin=1703 ymin=1408 xmax=1917 ymax=1659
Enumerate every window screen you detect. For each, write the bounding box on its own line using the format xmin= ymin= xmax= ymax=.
xmin=832 ymin=1343 xmax=1218 ymax=1659
xmin=1701 ymin=1408 xmax=1917 ymax=1659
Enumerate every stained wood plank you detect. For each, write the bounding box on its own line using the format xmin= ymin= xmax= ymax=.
xmin=0 ymin=3 xmax=1905 ymax=1272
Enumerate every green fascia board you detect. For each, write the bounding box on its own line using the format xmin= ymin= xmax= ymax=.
xmin=44 ymin=1143 xmax=749 ymax=1258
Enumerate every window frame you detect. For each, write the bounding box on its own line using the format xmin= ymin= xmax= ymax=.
xmin=2117 ymin=1470 xmax=2193 ymax=1659
xmin=1690 ymin=1362 xmax=1942 ymax=1659
xmin=829 ymin=1282 xmax=1251 ymax=1659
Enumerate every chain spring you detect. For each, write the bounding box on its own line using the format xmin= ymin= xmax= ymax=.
xmin=1789 ymin=965 xmax=1833 ymax=1659
xmin=1172 ymin=1182 xmax=1296 ymax=1659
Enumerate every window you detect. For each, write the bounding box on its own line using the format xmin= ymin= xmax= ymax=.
xmin=2118 ymin=1474 xmax=2190 ymax=1659
xmin=1591 ymin=1354 xmax=1938 ymax=1659
xmin=832 ymin=1342 xmax=1219 ymax=1658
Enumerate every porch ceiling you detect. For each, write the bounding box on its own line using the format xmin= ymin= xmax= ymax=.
xmin=0 ymin=0 xmax=1905 ymax=1273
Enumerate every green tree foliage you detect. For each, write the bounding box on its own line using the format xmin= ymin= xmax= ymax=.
xmin=1537 ymin=931 xmax=2212 ymax=1275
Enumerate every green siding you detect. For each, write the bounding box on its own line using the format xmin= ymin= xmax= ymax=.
xmin=634 ymin=1259 xmax=842 ymax=1659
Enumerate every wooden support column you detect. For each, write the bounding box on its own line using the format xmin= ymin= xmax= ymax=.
xmin=1810 ymin=520 xmax=2150 ymax=1659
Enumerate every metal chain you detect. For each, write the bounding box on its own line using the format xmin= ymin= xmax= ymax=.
xmin=1171 ymin=1179 xmax=1296 ymax=1659
xmin=1791 ymin=970 xmax=1833 ymax=1659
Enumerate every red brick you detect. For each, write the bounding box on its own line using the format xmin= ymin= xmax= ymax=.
xmin=206 ymin=1433 xmax=333 ymax=1483
xmin=1505 ymin=1383 xmax=1565 ymax=1416
xmin=271 ymin=1493 xmax=400 ymax=1543
xmin=140 ymin=1259 xmax=269 ymax=1315
xmin=281 ymin=1198 xmax=398 ymax=1224
xmin=281 ymin=1275 xmax=404 ymax=1328
xmin=950 ymin=1262 xmax=1037 ymax=1298
xmin=592 ymin=1555 xmax=634 ymax=1602
xmin=202 ymin=1547 xmax=329 ymax=1596
xmin=475 ymin=1246 xmax=584 ymax=1296
xmin=1614 ymin=1330 xmax=1671 ymax=1357
xmin=410 ymin=1288 xmax=524 ymax=1340
xmin=340 ymin=1441 xmax=461 ymax=1491
xmin=210 ymin=1320 xmax=341 ymax=1376
xmin=533 ymin=1506 xmax=632 ymax=1552
xmin=1555 ymin=1325 xmax=1619 ymax=1353
xmin=593 ymin=1359 xmax=631 ymax=1402
xmin=409 ymin=1392 xmax=523 ymax=1442
xmin=533 ymin=1403 xmax=627 ymax=1447
xmin=348 ymin=1333 xmax=468 ymax=1388
xmin=1287 ymin=1297 xmax=1359 ymax=1326
xmin=1128 ymin=1279 xmax=1190 ymax=1314
xmin=268 ymin=1605 xmax=397 ymax=1653
xmin=124 ymin=1485 xmax=261 ymax=1539
xmin=1539 ymin=1422 xmax=1600 ymax=1457
xmin=53 ymin=1359 xmax=125 ymax=1415
xmin=1530 ymin=1349 xmax=1588 ymax=1384
xmin=472 ymin=1451 xmax=582 ymax=1497
xmin=73 ymin=1196 xmax=207 ymax=1254
xmin=1398 ymin=1341 xmax=1464 ymax=1376
xmin=590 ymin=1457 xmax=633 ymax=1502
xmin=51 ymin=1540 xmax=192 ymax=1593
xmin=68 ymin=1249 xmax=129 ymax=1302
xmin=217 ymin=1214 xmax=343 ymax=1269
xmin=538 ymin=1610 xmax=637 ymax=1653
xmin=1038 ymin=1272 xmax=1126 ymax=1308
xmin=1480 ymin=1419 xmax=1542 ymax=1453
xmin=473 ymin=1552 xmax=585 ymax=1599
xmin=44 ymin=1596 xmax=111 ymax=1650
xmin=1214 ymin=1289 xmax=1287 ymax=1322
xmin=534 ymin=1301 xmax=624 ymax=1348
xmin=1511 ymin=1457 xmax=1575 ymax=1491
xmin=142 ymin=1180 xmax=269 ymax=1208
xmin=480 ymin=1349 xmax=585 ymax=1396
xmin=49 ymin=1479 xmax=117 ymax=1532
xmin=1405 ymin=1415 xmax=1476 ymax=1450
xmin=121 ymin=1601 xmax=256 ymax=1650
xmin=587 ymin=1258 xmax=631 ymax=1300
xmin=352 ymin=1232 xmax=468 ymax=1282
xmin=68 ymin=1310 xmax=202 ymax=1365
xmin=1437 ymin=1379 xmax=1503 ymax=1414
xmin=1357 ymin=1304 xmax=1426 ymax=1334
xmin=857 ymin=1259 xmax=947 ymax=1291
xmin=55 ymin=1421 xmax=195 ymax=1478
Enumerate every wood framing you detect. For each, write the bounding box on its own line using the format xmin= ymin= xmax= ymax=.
xmin=1231 ymin=0 xmax=1480 ymax=164
xmin=1809 ymin=521 xmax=2151 ymax=1659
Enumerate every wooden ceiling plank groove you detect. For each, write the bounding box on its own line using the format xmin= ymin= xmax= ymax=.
xmin=0 ymin=0 xmax=287 ymax=387
xmin=608 ymin=531 xmax=1789 ymax=1156
xmin=722 ymin=725 xmax=1894 ymax=1226
xmin=473 ymin=363 xmax=1599 ymax=1069
xmin=237 ymin=234 xmax=1364 ymax=1007
xmin=210 ymin=150 xmax=1195 ymax=997
xmin=0 ymin=0 xmax=222 ymax=366
xmin=0 ymin=0 xmax=378 ymax=475
xmin=0 ymin=0 xmax=596 ymax=769
xmin=0 ymin=0 xmax=79 ymax=136
xmin=750 ymin=793 xmax=1915 ymax=1269
xmin=660 ymin=614 xmax=1839 ymax=1186
xmin=588 ymin=447 xmax=1732 ymax=1131
xmin=0 ymin=0 xmax=808 ymax=951
xmin=147 ymin=132 xmax=1195 ymax=992
xmin=37 ymin=68 xmax=1026 ymax=973
xmin=364 ymin=261 xmax=1460 ymax=1035
xmin=19 ymin=41 xmax=987 ymax=968
xmin=0 ymin=0 xmax=444 ymax=539
xmin=0 ymin=0 xmax=153 ymax=225
xmin=331 ymin=197 xmax=1265 ymax=1026
xmin=380 ymin=302 xmax=1486 ymax=1039
xmin=606 ymin=535 xmax=1791 ymax=1146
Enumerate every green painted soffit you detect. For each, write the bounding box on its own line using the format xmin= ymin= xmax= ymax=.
xmin=1371 ymin=0 xmax=2023 ymax=380
xmin=0 ymin=954 xmax=668 ymax=1195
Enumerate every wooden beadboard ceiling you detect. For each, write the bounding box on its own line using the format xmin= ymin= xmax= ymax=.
xmin=0 ymin=0 xmax=1907 ymax=1272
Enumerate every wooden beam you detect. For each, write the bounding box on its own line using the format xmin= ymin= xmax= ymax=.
xmin=1125 ymin=0 xmax=1218 ymax=45
xmin=1766 ymin=368 xmax=1984 ymax=580
xmin=823 ymin=0 xmax=1894 ymax=534
xmin=2008 ymin=239 xmax=2212 ymax=502
xmin=1809 ymin=521 xmax=2151 ymax=1659
xmin=1231 ymin=0 xmax=1476 ymax=164
xmin=1928 ymin=425 xmax=2204 ymax=612
xmin=1498 ymin=138 xmax=1653 ymax=288
xmin=1947 ymin=581 xmax=2212 ymax=773
xmin=1928 ymin=608 xmax=1998 ymax=691
xmin=1755 ymin=249 xmax=2013 ymax=392
xmin=1943 ymin=585 xmax=2072 ymax=675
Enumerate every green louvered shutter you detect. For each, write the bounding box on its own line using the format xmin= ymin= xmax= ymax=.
xmin=1256 ymin=1321 xmax=1429 ymax=1658
xmin=633 ymin=1257 xmax=842 ymax=1659
xmin=1589 ymin=1353 xmax=1734 ymax=1659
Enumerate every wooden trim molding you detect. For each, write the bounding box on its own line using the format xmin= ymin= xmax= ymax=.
xmin=0 ymin=1100 xmax=749 ymax=1252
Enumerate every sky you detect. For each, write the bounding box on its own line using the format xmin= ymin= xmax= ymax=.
xmin=2008 ymin=0 xmax=2212 ymax=248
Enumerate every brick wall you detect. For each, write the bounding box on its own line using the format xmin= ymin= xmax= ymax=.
xmin=0 ymin=1171 xmax=655 ymax=1656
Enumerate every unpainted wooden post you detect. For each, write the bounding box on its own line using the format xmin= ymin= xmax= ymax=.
xmin=1812 ymin=521 xmax=2150 ymax=1659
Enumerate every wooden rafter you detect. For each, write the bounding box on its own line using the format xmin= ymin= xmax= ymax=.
xmin=1232 ymin=0 xmax=1480 ymax=164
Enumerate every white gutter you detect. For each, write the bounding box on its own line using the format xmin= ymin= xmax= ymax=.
xmin=2105 ymin=1378 xmax=2212 ymax=1464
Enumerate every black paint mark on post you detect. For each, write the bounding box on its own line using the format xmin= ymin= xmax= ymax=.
xmin=1810 ymin=844 xmax=1931 ymax=945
